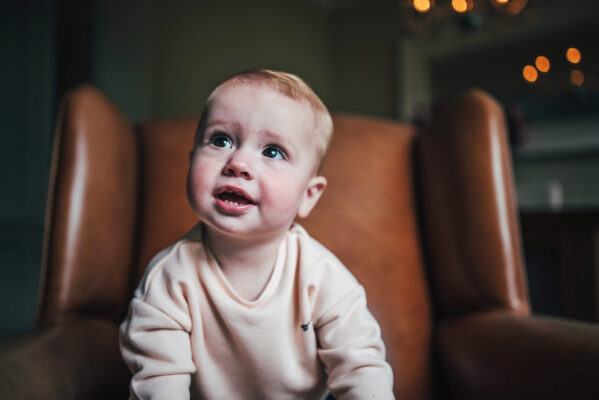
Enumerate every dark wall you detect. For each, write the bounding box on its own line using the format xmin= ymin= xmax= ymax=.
xmin=93 ymin=0 xmax=335 ymax=123
xmin=0 ymin=1 xmax=55 ymax=337
xmin=330 ymin=0 xmax=398 ymax=118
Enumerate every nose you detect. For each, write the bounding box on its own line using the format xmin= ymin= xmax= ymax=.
xmin=222 ymin=151 xmax=254 ymax=180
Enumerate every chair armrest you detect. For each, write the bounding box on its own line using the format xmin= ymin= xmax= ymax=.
xmin=0 ymin=318 xmax=129 ymax=399
xmin=438 ymin=310 xmax=599 ymax=400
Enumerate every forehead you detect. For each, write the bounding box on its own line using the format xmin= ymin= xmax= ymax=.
xmin=209 ymin=82 xmax=314 ymax=119
xmin=207 ymin=83 xmax=316 ymax=131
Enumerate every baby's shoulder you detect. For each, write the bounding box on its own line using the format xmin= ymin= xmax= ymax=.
xmin=290 ymin=225 xmax=366 ymax=321
xmin=291 ymin=224 xmax=359 ymax=291
xmin=135 ymin=233 xmax=205 ymax=297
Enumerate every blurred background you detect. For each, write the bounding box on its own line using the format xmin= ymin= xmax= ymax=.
xmin=1 ymin=0 xmax=598 ymax=336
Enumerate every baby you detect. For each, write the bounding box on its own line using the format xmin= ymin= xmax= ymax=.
xmin=119 ymin=69 xmax=394 ymax=399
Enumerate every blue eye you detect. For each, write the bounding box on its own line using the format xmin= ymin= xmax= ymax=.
xmin=210 ymin=134 xmax=233 ymax=149
xmin=262 ymin=146 xmax=285 ymax=160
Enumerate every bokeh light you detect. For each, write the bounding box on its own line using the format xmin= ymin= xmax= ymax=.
xmin=566 ymin=47 xmax=581 ymax=64
xmin=492 ymin=0 xmax=527 ymax=15
xmin=452 ymin=0 xmax=467 ymax=13
xmin=452 ymin=0 xmax=473 ymax=12
xmin=522 ymin=65 xmax=538 ymax=83
xmin=413 ymin=0 xmax=432 ymax=13
xmin=535 ymin=56 xmax=550 ymax=73
xmin=571 ymin=70 xmax=584 ymax=86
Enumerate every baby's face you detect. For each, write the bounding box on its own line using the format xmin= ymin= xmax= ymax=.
xmin=187 ymin=83 xmax=325 ymax=241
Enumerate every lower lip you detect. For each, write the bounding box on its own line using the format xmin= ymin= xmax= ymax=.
xmin=215 ymin=197 xmax=255 ymax=215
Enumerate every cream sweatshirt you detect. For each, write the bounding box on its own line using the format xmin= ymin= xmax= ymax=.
xmin=120 ymin=223 xmax=394 ymax=399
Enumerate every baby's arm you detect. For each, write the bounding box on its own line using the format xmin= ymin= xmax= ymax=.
xmin=316 ymin=284 xmax=395 ymax=400
xmin=119 ymin=248 xmax=196 ymax=400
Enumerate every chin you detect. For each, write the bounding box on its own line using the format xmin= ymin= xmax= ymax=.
xmin=205 ymin=220 xmax=290 ymax=241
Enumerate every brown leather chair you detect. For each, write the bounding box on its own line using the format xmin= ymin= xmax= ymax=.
xmin=1 ymin=85 xmax=598 ymax=399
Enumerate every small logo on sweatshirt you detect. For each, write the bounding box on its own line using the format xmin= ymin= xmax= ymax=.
xmin=301 ymin=321 xmax=311 ymax=332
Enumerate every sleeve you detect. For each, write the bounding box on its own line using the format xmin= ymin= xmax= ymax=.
xmin=315 ymin=284 xmax=395 ymax=400
xmin=119 ymin=249 xmax=197 ymax=400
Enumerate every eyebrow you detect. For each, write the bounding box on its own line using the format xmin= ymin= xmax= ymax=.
xmin=204 ymin=120 xmax=240 ymax=131
xmin=259 ymin=129 xmax=297 ymax=154
xmin=259 ymin=129 xmax=285 ymax=143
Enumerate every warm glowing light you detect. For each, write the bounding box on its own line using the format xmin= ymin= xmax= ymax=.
xmin=413 ymin=0 xmax=432 ymax=13
xmin=522 ymin=65 xmax=538 ymax=83
xmin=452 ymin=0 xmax=468 ymax=12
xmin=492 ymin=0 xmax=527 ymax=15
xmin=566 ymin=47 xmax=581 ymax=64
xmin=571 ymin=70 xmax=584 ymax=86
xmin=535 ymin=56 xmax=550 ymax=73
xmin=451 ymin=0 xmax=473 ymax=12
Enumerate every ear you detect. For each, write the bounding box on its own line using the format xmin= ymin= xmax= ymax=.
xmin=297 ymin=176 xmax=327 ymax=218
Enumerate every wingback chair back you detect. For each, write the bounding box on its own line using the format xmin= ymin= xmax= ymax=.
xmin=34 ymin=85 xmax=530 ymax=399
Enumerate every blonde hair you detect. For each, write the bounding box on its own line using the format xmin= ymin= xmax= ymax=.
xmin=195 ymin=69 xmax=333 ymax=171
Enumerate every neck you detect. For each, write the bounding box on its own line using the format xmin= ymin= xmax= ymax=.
xmin=203 ymin=226 xmax=288 ymax=301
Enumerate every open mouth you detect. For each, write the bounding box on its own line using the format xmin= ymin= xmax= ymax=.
xmin=215 ymin=188 xmax=255 ymax=206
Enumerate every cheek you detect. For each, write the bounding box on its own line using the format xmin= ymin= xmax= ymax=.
xmin=261 ymin=172 xmax=306 ymax=212
xmin=187 ymin=162 xmax=217 ymax=205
